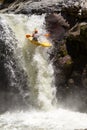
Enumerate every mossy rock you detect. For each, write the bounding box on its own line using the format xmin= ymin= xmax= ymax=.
xmin=66 ymin=23 xmax=87 ymax=59
xmin=80 ymin=24 xmax=87 ymax=39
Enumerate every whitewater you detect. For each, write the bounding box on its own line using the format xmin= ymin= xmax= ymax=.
xmin=0 ymin=14 xmax=87 ymax=130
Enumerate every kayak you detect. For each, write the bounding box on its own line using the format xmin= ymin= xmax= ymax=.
xmin=26 ymin=35 xmax=52 ymax=47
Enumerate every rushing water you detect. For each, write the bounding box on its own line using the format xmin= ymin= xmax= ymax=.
xmin=1 ymin=109 xmax=87 ymax=130
xmin=1 ymin=14 xmax=56 ymax=109
xmin=0 ymin=14 xmax=87 ymax=130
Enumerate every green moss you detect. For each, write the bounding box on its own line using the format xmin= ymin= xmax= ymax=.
xmin=80 ymin=25 xmax=87 ymax=39
xmin=59 ymin=44 xmax=68 ymax=57
xmin=65 ymin=59 xmax=72 ymax=65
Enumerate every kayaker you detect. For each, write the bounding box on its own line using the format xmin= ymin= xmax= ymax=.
xmin=26 ymin=29 xmax=50 ymax=41
xmin=32 ymin=29 xmax=50 ymax=41
xmin=32 ymin=29 xmax=39 ymax=41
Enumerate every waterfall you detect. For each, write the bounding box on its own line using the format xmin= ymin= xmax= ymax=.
xmin=1 ymin=14 xmax=56 ymax=110
xmin=1 ymin=13 xmax=87 ymax=130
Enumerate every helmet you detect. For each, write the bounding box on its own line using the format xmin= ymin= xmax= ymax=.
xmin=34 ymin=29 xmax=38 ymax=33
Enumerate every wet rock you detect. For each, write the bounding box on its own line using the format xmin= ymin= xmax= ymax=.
xmin=82 ymin=65 xmax=87 ymax=88
xmin=66 ymin=22 xmax=87 ymax=60
xmin=68 ymin=78 xmax=75 ymax=86
xmin=62 ymin=22 xmax=87 ymax=111
xmin=0 ymin=0 xmax=63 ymax=14
xmin=45 ymin=13 xmax=69 ymax=42
xmin=0 ymin=0 xmax=87 ymax=15
xmin=45 ymin=10 xmax=87 ymax=112
xmin=45 ymin=13 xmax=73 ymax=105
xmin=61 ymin=6 xmax=87 ymax=27
xmin=61 ymin=6 xmax=81 ymax=27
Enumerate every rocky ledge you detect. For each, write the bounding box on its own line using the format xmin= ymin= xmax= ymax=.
xmin=0 ymin=0 xmax=87 ymax=15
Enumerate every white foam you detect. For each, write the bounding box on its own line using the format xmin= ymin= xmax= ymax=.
xmin=0 ymin=109 xmax=87 ymax=130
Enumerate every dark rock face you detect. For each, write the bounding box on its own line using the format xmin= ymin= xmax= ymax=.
xmin=45 ymin=13 xmax=72 ymax=107
xmin=65 ymin=23 xmax=87 ymax=111
xmin=45 ymin=13 xmax=70 ymax=42
xmin=45 ymin=12 xmax=87 ymax=112
xmin=66 ymin=23 xmax=87 ymax=76
xmin=0 ymin=17 xmax=29 ymax=113
xmin=61 ymin=6 xmax=81 ymax=27
xmin=61 ymin=6 xmax=87 ymax=28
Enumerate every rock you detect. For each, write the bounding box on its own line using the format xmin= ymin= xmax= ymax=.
xmin=0 ymin=0 xmax=87 ymax=15
xmin=82 ymin=65 xmax=87 ymax=88
xmin=68 ymin=78 xmax=74 ymax=86
xmin=45 ymin=13 xmax=69 ymax=42
xmin=61 ymin=6 xmax=87 ymax=27
xmin=62 ymin=22 xmax=87 ymax=112
xmin=45 ymin=10 xmax=87 ymax=112
xmin=66 ymin=22 xmax=87 ymax=59
xmin=0 ymin=0 xmax=63 ymax=14
xmin=45 ymin=13 xmax=73 ymax=105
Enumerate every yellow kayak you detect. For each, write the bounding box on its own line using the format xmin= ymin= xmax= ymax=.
xmin=26 ymin=35 xmax=52 ymax=47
